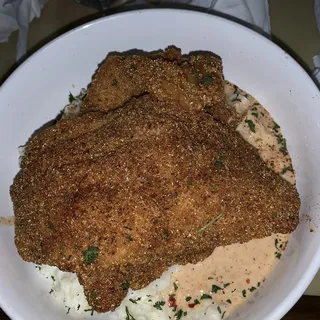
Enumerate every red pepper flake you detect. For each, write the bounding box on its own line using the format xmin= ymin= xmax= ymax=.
xmin=168 ymin=296 xmax=177 ymax=308
xmin=246 ymin=279 xmax=250 ymax=284
xmin=188 ymin=303 xmax=196 ymax=308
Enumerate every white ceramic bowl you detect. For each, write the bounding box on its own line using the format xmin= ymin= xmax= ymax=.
xmin=0 ymin=9 xmax=319 ymax=320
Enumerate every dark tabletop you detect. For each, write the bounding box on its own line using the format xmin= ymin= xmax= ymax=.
xmin=1 ymin=295 xmax=320 ymax=319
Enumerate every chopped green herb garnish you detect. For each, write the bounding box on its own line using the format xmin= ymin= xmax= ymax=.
xmin=194 ymin=299 xmax=200 ymax=305
xmin=226 ymin=299 xmax=232 ymax=304
xmin=187 ymin=180 xmax=193 ymax=186
xmin=215 ymin=150 xmax=225 ymax=168
xmin=276 ymin=252 xmax=282 ymax=259
xmin=77 ymin=304 xmax=80 ymax=311
xmin=200 ymin=294 xmax=212 ymax=300
xmin=49 ymin=289 xmax=53 ymax=294
xmin=125 ymin=306 xmax=136 ymax=320
xmin=198 ymin=213 xmax=223 ymax=233
xmin=66 ymin=307 xmax=70 ymax=315
xmin=242 ymin=289 xmax=247 ymax=297
xmin=127 ymin=234 xmax=133 ymax=242
xmin=198 ymin=212 xmax=223 ymax=232
xmin=186 ymin=296 xmax=192 ymax=302
xmin=130 ymin=63 xmax=137 ymax=70
xmin=251 ymin=112 xmax=259 ymax=118
xmin=275 ymin=239 xmax=279 ymax=249
xmin=212 ymin=185 xmax=216 ymax=191
xmin=224 ymin=283 xmax=230 ymax=288
xmin=282 ymin=167 xmax=292 ymax=174
xmin=208 ymin=277 xmax=213 ymax=280
xmin=67 ymin=254 xmax=72 ymax=260
xmin=279 ymin=138 xmax=287 ymax=153
xmin=63 ymin=192 xmax=67 ymax=198
xmin=74 ymin=245 xmax=81 ymax=250
xmin=261 ymin=112 xmax=265 ymax=117
xmin=112 ymin=79 xmax=118 ymax=87
xmin=273 ymin=122 xmax=280 ymax=133
xmin=81 ymin=93 xmax=87 ymax=100
xmin=257 ymin=282 xmax=261 ymax=287
xmin=69 ymin=92 xmax=75 ymax=103
xmin=272 ymin=213 xmax=277 ymax=219
xmin=129 ymin=297 xmax=141 ymax=304
xmin=174 ymin=309 xmax=183 ymax=320
xmin=183 ymin=311 xmax=187 ymax=316
xmin=48 ymin=223 xmax=54 ymax=230
xmin=222 ymin=311 xmax=226 ymax=319
xmin=202 ymin=75 xmax=213 ymax=85
xmin=217 ymin=306 xmax=222 ymax=314
xmin=153 ymin=300 xmax=165 ymax=310
xmin=51 ymin=276 xmax=55 ymax=281
xmin=249 ymin=287 xmax=256 ymax=292
xmin=174 ymin=282 xmax=178 ymax=290
xmin=252 ymin=106 xmax=258 ymax=111
xmin=163 ymin=229 xmax=170 ymax=238
xmin=245 ymin=119 xmax=256 ymax=133
xmin=122 ymin=280 xmax=130 ymax=291
xmin=83 ymin=246 xmax=99 ymax=264
xmin=231 ymin=98 xmax=242 ymax=102
xmin=212 ymin=284 xmax=223 ymax=293
xmin=91 ymin=290 xmax=99 ymax=299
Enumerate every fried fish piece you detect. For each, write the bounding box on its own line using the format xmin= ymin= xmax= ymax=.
xmin=11 ymin=50 xmax=300 ymax=313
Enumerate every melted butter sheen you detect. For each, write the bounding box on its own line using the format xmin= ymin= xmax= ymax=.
xmin=0 ymin=216 xmax=15 ymax=226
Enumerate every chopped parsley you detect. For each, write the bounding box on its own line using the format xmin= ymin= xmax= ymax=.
xmin=275 ymin=238 xmax=279 ymax=249
xmin=153 ymin=300 xmax=165 ymax=310
xmin=83 ymin=246 xmax=99 ymax=264
xmin=224 ymin=283 xmax=230 ymax=288
xmin=261 ymin=112 xmax=265 ymax=117
xmin=226 ymin=299 xmax=232 ymax=304
xmin=84 ymin=309 xmax=94 ymax=316
xmin=249 ymin=287 xmax=256 ymax=292
xmin=242 ymin=289 xmax=247 ymax=298
xmin=91 ymin=290 xmax=99 ymax=299
xmin=258 ymin=282 xmax=261 ymax=287
xmin=276 ymin=252 xmax=282 ymax=259
xmin=48 ymin=223 xmax=54 ymax=230
xmin=222 ymin=311 xmax=226 ymax=319
xmin=68 ymin=92 xmax=75 ymax=103
xmin=202 ymin=75 xmax=213 ymax=85
xmin=129 ymin=297 xmax=141 ymax=304
xmin=279 ymin=138 xmax=287 ymax=153
xmin=186 ymin=296 xmax=192 ymax=302
xmin=125 ymin=306 xmax=136 ymax=320
xmin=214 ymin=150 xmax=225 ymax=168
xmin=163 ymin=229 xmax=170 ymax=238
xmin=194 ymin=299 xmax=200 ymax=305
xmin=282 ymin=166 xmax=292 ymax=174
xmin=130 ymin=63 xmax=137 ymax=70
xmin=200 ymin=294 xmax=212 ymax=300
xmin=187 ymin=180 xmax=193 ymax=186
xmin=51 ymin=276 xmax=55 ymax=281
xmin=245 ymin=119 xmax=256 ymax=133
xmin=198 ymin=213 xmax=223 ymax=233
xmin=212 ymin=284 xmax=223 ymax=293
xmin=121 ymin=280 xmax=130 ymax=291
xmin=217 ymin=306 xmax=222 ymax=314
xmin=174 ymin=309 xmax=184 ymax=319
xmin=127 ymin=234 xmax=133 ymax=242
xmin=174 ymin=282 xmax=178 ymax=290
xmin=112 ymin=79 xmax=118 ymax=87
xmin=212 ymin=185 xmax=216 ymax=191
xmin=273 ymin=122 xmax=280 ymax=133
xmin=272 ymin=213 xmax=278 ymax=219
xmin=251 ymin=112 xmax=259 ymax=118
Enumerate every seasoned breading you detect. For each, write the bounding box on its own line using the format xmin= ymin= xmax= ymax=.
xmin=11 ymin=49 xmax=300 ymax=313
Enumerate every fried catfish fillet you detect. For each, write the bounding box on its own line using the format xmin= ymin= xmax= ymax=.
xmin=11 ymin=49 xmax=300 ymax=312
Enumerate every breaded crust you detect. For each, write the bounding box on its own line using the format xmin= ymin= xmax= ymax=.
xmin=11 ymin=49 xmax=300 ymax=313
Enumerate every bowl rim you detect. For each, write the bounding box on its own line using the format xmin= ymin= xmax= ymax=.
xmin=1 ymin=8 xmax=320 ymax=320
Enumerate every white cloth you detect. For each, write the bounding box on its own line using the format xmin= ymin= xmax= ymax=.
xmin=0 ymin=0 xmax=47 ymax=61
xmin=0 ymin=0 xmax=269 ymax=61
